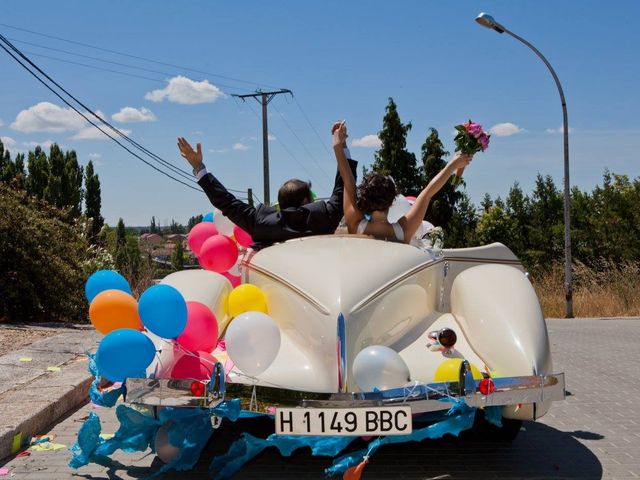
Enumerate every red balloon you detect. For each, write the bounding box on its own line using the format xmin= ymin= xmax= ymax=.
xmin=233 ymin=225 xmax=253 ymax=248
xmin=199 ymin=235 xmax=238 ymax=273
xmin=176 ymin=301 xmax=219 ymax=353
xmin=170 ymin=350 xmax=217 ymax=380
xmin=221 ymin=271 xmax=241 ymax=287
xmin=188 ymin=222 xmax=219 ymax=256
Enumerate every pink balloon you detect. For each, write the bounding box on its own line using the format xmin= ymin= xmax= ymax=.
xmin=406 ymin=196 xmax=417 ymax=203
xmin=221 ymin=271 xmax=241 ymax=287
xmin=176 ymin=301 xmax=219 ymax=353
xmin=188 ymin=222 xmax=219 ymax=256
xmin=199 ymin=235 xmax=238 ymax=273
xmin=170 ymin=350 xmax=217 ymax=380
xmin=233 ymin=225 xmax=253 ymax=248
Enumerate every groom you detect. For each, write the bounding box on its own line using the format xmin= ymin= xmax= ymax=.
xmin=178 ymin=126 xmax=356 ymax=249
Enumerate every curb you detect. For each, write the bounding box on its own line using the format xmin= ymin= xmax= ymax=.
xmin=0 ymin=331 xmax=99 ymax=462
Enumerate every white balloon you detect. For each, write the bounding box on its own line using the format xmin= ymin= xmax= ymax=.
xmin=225 ymin=311 xmax=281 ymax=377
xmin=387 ymin=195 xmax=412 ymax=223
xmin=155 ymin=421 xmax=180 ymax=464
xmin=353 ymin=345 xmax=410 ymax=392
xmin=213 ymin=208 xmax=235 ymax=236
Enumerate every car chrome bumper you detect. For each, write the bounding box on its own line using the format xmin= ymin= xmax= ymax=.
xmin=125 ymin=362 xmax=564 ymax=416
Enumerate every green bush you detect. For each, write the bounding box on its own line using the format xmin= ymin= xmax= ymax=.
xmin=0 ymin=184 xmax=102 ymax=323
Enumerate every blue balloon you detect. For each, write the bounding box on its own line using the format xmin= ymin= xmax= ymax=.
xmin=95 ymin=329 xmax=155 ymax=382
xmin=138 ymin=284 xmax=187 ymax=339
xmin=85 ymin=270 xmax=131 ymax=303
xmin=202 ymin=212 xmax=215 ymax=222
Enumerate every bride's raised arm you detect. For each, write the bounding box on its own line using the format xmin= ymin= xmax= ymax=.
xmin=332 ymin=121 xmax=363 ymax=233
xmin=400 ymin=152 xmax=472 ymax=241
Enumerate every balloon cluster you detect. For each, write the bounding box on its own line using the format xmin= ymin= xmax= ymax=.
xmin=188 ymin=209 xmax=253 ymax=287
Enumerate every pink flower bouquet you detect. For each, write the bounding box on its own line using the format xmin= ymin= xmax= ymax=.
xmin=453 ymin=120 xmax=490 ymax=154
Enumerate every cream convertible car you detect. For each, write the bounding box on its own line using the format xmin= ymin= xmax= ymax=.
xmin=126 ymin=235 xmax=565 ymax=441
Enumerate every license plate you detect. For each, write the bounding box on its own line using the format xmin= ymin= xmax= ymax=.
xmin=275 ymin=406 xmax=412 ymax=436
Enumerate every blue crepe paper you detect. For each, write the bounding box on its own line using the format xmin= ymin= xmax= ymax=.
xmin=87 ymin=353 xmax=126 ymax=407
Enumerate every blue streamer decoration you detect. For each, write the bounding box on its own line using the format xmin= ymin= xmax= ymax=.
xmin=87 ymin=353 xmax=126 ymax=407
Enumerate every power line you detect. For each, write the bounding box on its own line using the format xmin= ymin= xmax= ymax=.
xmin=291 ymin=95 xmax=334 ymax=158
xmin=0 ymin=22 xmax=283 ymax=90
xmin=0 ymin=34 xmax=202 ymax=191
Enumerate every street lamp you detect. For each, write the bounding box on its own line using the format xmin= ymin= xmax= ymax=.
xmin=475 ymin=12 xmax=574 ymax=318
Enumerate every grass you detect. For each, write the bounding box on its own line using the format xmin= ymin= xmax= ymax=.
xmin=532 ymin=260 xmax=640 ymax=318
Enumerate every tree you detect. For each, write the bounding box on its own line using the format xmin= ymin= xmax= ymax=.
xmin=528 ymin=174 xmax=564 ymax=266
xmin=171 ymin=241 xmax=185 ymax=271
xmin=187 ymin=214 xmax=203 ymax=231
xmin=84 ymin=160 xmax=103 ymax=240
xmin=446 ymin=192 xmax=478 ymax=248
xmin=372 ymin=98 xmax=423 ymax=196
xmin=150 ymin=216 xmax=158 ymax=234
xmin=62 ymin=150 xmax=83 ymax=216
xmin=504 ymin=182 xmax=532 ymax=261
xmin=421 ymin=128 xmax=463 ymax=227
xmin=169 ymin=219 xmax=185 ymax=234
xmin=114 ymin=218 xmax=128 ymax=272
xmin=26 ymin=147 xmax=49 ymax=199
xmin=44 ymin=144 xmax=65 ymax=208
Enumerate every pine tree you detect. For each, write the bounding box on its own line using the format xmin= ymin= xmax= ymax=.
xmin=372 ymin=98 xmax=422 ymax=196
xmin=44 ymin=144 xmax=65 ymax=208
xmin=150 ymin=216 xmax=158 ymax=234
xmin=421 ymin=128 xmax=463 ymax=227
xmin=114 ymin=218 xmax=128 ymax=272
xmin=187 ymin=214 xmax=203 ymax=231
xmin=62 ymin=150 xmax=83 ymax=216
xmin=84 ymin=160 xmax=103 ymax=240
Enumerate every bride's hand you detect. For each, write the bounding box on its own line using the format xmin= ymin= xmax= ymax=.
xmin=332 ymin=120 xmax=348 ymax=148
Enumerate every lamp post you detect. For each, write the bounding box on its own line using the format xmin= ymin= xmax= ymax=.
xmin=475 ymin=13 xmax=573 ymax=318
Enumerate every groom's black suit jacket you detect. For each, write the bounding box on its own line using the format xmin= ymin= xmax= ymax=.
xmin=197 ymin=157 xmax=358 ymax=249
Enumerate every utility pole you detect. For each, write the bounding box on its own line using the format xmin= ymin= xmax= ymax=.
xmin=232 ymin=89 xmax=292 ymax=205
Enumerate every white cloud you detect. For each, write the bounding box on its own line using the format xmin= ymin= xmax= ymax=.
xmin=88 ymin=153 xmax=102 ymax=159
xmin=352 ymin=134 xmax=381 ymax=148
xmin=232 ymin=142 xmax=250 ymax=151
xmin=546 ymin=125 xmax=575 ymax=134
xmin=0 ymin=118 xmax=4 ymax=127
xmin=24 ymin=139 xmax=55 ymax=149
xmin=144 ymin=76 xmax=225 ymax=105
xmin=208 ymin=148 xmax=229 ymax=154
xmin=1 ymin=136 xmax=16 ymax=148
xmin=489 ymin=122 xmax=525 ymax=137
xmin=71 ymin=126 xmax=131 ymax=141
xmin=112 ymin=106 xmax=156 ymax=123
xmin=11 ymin=102 xmax=87 ymax=133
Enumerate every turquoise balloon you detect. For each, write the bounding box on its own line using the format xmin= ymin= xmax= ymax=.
xmin=85 ymin=270 xmax=131 ymax=303
xmin=202 ymin=212 xmax=214 ymax=222
xmin=138 ymin=284 xmax=187 ymax=339
xmin=95 ymin=329 xmax=155 ymax=382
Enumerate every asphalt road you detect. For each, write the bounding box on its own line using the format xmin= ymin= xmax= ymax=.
xmin=2 ymin=318 xmax=639 ymax=479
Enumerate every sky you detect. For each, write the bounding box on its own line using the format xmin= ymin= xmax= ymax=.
xmin=1 ymin=0 xmax=639 ymax=226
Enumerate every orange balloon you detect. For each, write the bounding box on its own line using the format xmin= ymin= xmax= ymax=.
xmin=89 ymin=289 xmax=142 ymax=334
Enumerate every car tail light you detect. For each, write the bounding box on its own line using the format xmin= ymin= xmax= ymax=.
xmin=437 ymin=328 xmax=457 ymax=348
xmin=190 ymin=381 xmax=206 ymax=397
xmin=479 ymin=378 xmax=495 ymax=395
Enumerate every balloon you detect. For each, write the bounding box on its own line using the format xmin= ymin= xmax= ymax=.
xmin=202 ymin=211 xmax=215 ymax=223
xmin=213 ymin=208 xmax=235 ymax=236
xmin=89 ymin=289 xmax=142 ymax=334
xmin=222 ymin=271 xmax=241 ymax=288
xmin=387 ymin=195 xmax=412 ymax=223
xmin=433 ymin=358 xmax=483 ymax=383
xmin=199 ymin=235 xmax=238 ymax=273
xmin=170 ymin=350 xmax=217 ymax=380
xmin=187 ymin=222 xmax=219 ymax=256
xmin=138 ymin=284 xmax=188 ymax=339
xmin=95 ymin=328 xmax=156 ymax=382
xmin=155 ymin=421 xmax=180 ymax=464
xmin=405 ymin=195 xmax=417 ymax=203
xmin=225 ymin=311 xmax=281 ymax=376
xmin=233 ymin=225 xmax=253 ymax=248
xmin=353 ymin=345 xmax=410 ymax=392
xmin=85 ymin=270 xmax=131 ymax=303
xmin=176 ymin=301 xmax=219 ymax=353
xmin=227 ymin=284 xmax=268 ymax=317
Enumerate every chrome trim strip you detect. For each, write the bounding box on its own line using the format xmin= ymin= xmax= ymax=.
xmin=337 ymin=313 xmax=347 ymax=393
xmin=241 ymin=263 xmax=331 ymax=315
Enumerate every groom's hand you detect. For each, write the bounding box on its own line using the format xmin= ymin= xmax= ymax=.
xmin=177 ymin=137 xmax=203 ymax=169
xmin=331 ymin=121 xmax=348 ymax=148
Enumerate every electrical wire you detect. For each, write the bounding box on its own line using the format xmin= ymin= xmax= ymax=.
xmin=291 ymin=95 xmax=334 ymax=157
xmin=0 ymin=22 xmax=284 ymax=90
xmin=0 ymin=34 xmax=202 ymax=190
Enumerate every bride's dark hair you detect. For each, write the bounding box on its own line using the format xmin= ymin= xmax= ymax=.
xmin=356 ymin=173 xmax=397 ymax=213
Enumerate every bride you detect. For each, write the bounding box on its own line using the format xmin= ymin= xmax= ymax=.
xmin=332 ymin=120 xmax=472 ymax=243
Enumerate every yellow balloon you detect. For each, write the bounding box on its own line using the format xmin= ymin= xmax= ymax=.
xmin=433 ymin=358 xmax=483 ymax=383
xmin=227 ymin=284 xmax=268 ymax=317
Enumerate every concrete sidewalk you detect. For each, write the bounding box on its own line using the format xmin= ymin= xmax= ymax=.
xmin=0 ymin=327 xmax=100 ymax=460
